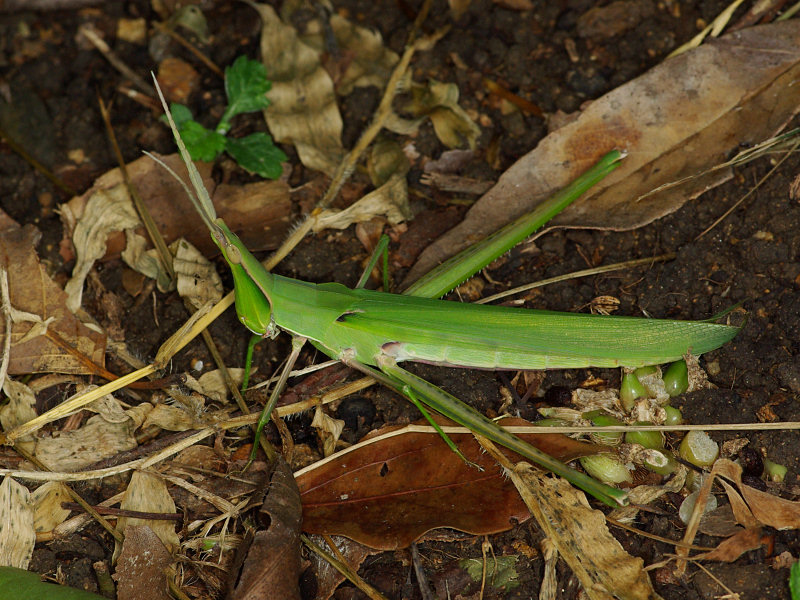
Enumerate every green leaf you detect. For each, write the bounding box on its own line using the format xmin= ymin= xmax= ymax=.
xmin=459 ymin=556 xmax=520 ymax=591
xmin=0 ymin=567 xmax=107 ymax=600
xmin=178 ymin=120 xmax=227 ymax=162
xmin=225 ymin=133 xmax=286 ymax=179
xmin=791 ymin=560 xmax=800 ymax=600
xmin=219 ymin=56 xmax=272 ymax=133
xmin=169 ymin=102 xmax=194 ymax=128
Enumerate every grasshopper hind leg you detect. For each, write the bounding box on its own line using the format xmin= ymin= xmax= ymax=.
xmin=340 ymin=351 xmax=628 ymax=507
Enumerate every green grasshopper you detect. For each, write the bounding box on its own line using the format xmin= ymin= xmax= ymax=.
xmin=153 ymin=82 xmax=739 ymax=507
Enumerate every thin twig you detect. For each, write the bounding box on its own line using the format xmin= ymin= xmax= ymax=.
xmin=264 ymin=0 xmax=439 ymax=271
xmin=477 ymin=253 xmax=675 ymax=304
xmin=152 ymin=21 xmax=223 ymax=77
xmin=5 ymin=415 xmax=800 ymax=483
xmin=98 ymin=95 xmax=175 ymax=282
xmin=696 ymin=138 xmax=800 ymax=240
xmin=0 ymin=269 xmax=13 ymax=392
xmin=301 ymin=534 xmax=389 ymax=600
xmin=0 ymin=125 xmax=76 ymax=196
xmin=411 ymin=543 xmax=435 ymax=600
xmin=79 ymin=24 xmax=153 ymax=94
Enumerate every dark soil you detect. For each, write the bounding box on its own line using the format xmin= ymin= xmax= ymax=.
xmin=1 ymin=1 xmax=799 ymax=599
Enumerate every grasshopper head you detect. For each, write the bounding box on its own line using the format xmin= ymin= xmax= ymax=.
xmin=211 ymin=218 xmax=276 ymax=338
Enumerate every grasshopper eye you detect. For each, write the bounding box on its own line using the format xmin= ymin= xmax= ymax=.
xmin=226 ymin=240 xmax=243 ymax=265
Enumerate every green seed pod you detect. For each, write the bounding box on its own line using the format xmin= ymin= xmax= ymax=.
xmin=625 ymin=422 xmax=664 ymax=449
xmin=663 ymin=405 xmax=683 ymax=426
xmin=679 ymin=430 xmax=719 ymax=467
xmin=663 ymin=360 xmax=689 ymax=397
xmin=643 ymin=449 xmax=677 ymax=476
xmin=634 ymin=365 xmax=659 ymax=377
xmin=620 ymin=371 xmax=648 ymax=411
xmin=533 ymin=418 xmax=569 ymax=427
xmin=685 ymin=470 xmax=704 ymax=492
xmin=764 ymin=459 xmax=788 ymax=483
xmin=583 ymin=410 xmax=624 ymax=446
xmin=580 ymin=454 xmax=633 ymax=484
xmin=678 ymin=490 xmax=717 ymax=525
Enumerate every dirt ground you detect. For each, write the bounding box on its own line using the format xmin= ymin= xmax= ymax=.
xmin=1 ymin=1 xmax=799 ymax=599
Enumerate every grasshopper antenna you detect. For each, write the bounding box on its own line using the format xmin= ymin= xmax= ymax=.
xmin=149 ymin=72 xmax=219 ymax=234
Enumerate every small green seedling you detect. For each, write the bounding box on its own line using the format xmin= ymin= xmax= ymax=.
xmin=167 ymin=56 xmax=287 ymax=179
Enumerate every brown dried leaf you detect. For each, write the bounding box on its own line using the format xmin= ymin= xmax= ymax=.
xmin=230 ymin=458 xmax=301 ymax=600
xmin=405 ymin=21 xmax=800 ymax=285
xmin=113 ymin=526 xmax=172 ymax=600
xmin=693 ymin=526 xmax=765 ymax=562
xmin=716 ymin=459 xmax=800 ymax=530
xmin=0 ymin=219 xmax=106 ymax=374
xmin=307 ymin=535 xmax=375 ymax=600
xmin=296 ymin=417 xmax=602 ymax=549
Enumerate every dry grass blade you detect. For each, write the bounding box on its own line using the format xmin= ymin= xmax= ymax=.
xmin=667 ymin=0 xmax=746 ymax=57
xmin=98 ymin=95 xmax=175 ymax=282
xmin=301 ymin=534 xmax=389 ymax=600
xmin=696 ymin=135 xmax=800 ymax=239
xmin=477 ymin=253 xmax=675 ymax=304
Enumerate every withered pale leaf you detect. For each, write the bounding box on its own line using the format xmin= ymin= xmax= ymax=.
xmin=0 ymin=379 xmax=37 ymax=443
xmin=297 ymin=11 xmax=399 ymax=96
xmin=404 ymin=80 xmax=481 ymax=150
xmin=116 ymin=472 xmax=179 ymax=559
xmin=31 ymin=481 xmax=71 ymax=533
xmin=173 ymin=238 xmax=223 ymax=310
xmin=0 ymin=220 xmax=106 ymax=375
xmin=34 ymin=397 xmax=140 ymax=472
xmin=329 ymin=14 xmax=398 ymax=94
xmin=310 ymin=405 xmax=344 ymax=458
xmin=141 ymin=403 xmax=200 ymax=432
xmin=312 ymin=173 xmax=412 ymax=231
xmin=0 ymin=476 xmax=35 ymax=569
xmin=511 ymin=463 xmax=661 ymax=600
xmin=296 ymin=417 xmax=602 ymax=549
xmin=405 ymin=21 xmax=800 ymax=285
xmin=65 ymin=186 xmax=140 ymax=312
xmin=195 ymin=368 xmax=247 ymax=403
xmin=254 ymin=3 xmax=345 ymax=176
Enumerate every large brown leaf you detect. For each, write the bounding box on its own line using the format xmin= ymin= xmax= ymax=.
xmin=0 ymin=215 xmax=105 ymax=374
xmin=405 ymin=21 xmax=800 ymax=285
xmin=296 ymin=417 xmax=602 ymax=549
